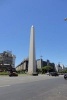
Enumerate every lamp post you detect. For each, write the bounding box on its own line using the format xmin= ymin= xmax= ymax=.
xmin=40 ymin=55 xmax=43 ymax=60
xmin=64 ymin=18 xmax=67 ymax=21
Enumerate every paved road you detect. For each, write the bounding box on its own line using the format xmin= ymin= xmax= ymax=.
xmin=0 ymin=74 xmax=61 ymax=85
xmin=0 ymin=75 xmax=67 ymax=100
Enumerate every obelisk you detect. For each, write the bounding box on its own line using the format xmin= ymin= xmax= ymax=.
xmin=28 ymin=25 xmax=37 ymax=75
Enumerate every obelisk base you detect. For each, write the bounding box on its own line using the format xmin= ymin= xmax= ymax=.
xmin=27 ymin=72 xmax=38 ymax=76
xmin=32 ymin=72 xmax=38 ymax=76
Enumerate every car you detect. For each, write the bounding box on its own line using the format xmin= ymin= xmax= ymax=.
xmin=64 ymin=73 xmax=67 ymax=79
xmin=46 ymin=72 xmax=50 ymax=75
xmin=49 ymin=72 xmax=59 ymax=76
xmin=58 ymin=73 xmax=64 ymax=75
xmin=9 ymin=72 xmax=18 ymax=77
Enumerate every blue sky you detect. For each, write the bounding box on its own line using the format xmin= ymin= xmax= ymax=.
xmin=0 ymin=0 xmax=67 ymax=66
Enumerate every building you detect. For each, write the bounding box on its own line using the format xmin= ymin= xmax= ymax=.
xmin=36 ymin=59 xmax=47 ymax=69
xmin=16 ymin=58 xmax=55 ymax=72
xmin=16 ymin=58 xmax=28 ymax=72
xmin=37 ymin=59 xmax=55 ymax=71
xmin=55 ymin=63 xmax=65 ymax=72
xmin=0 ymin=51 xmax=16 ymax=71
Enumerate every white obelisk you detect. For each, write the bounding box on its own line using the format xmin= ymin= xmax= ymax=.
xmin=28 ymin=25 xmax=36 ymax=75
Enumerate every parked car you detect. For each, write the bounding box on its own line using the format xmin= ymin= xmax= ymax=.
xmin=9 ymin=72 xmax=18 ymax=77
xmin=64 ymin=73 xmax=67 ymax=79
xmin=46 ymin=72 xmax=50 ymax=75
xmin=49 ymin=72 xmax=59 ymax=76
xmin=58 ymin=73 xmax=64 ymax=75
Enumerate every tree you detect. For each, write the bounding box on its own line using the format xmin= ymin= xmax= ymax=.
xmin=42 ymin=65 xmax=54 ymax=74
xmin=37 ymin=68 xmax=42 ymax=74
xmin=42 ymin=67 xmax=47 ymax=74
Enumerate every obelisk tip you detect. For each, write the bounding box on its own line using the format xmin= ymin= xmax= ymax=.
xmin=31 ymin=25 xmax=34 ymax=27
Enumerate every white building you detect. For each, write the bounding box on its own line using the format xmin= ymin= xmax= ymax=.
xmin=55 ymin=64 xmax=65 ymax=72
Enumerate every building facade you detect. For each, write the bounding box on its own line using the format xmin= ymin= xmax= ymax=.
xmin=16 ymin=58 xmax=28 ymax=72
xmin=16 ymin=58 xmax=55 ymax=72
xmin=0 ymin=51 xmax=16 ymax=71
xmin=55 ymin=63 xmax=65 ymax=72
xmin=36 ymin=59 xmax=47 ymax=69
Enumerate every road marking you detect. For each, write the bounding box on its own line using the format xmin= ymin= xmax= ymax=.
xmin=0 ymin=85 xmax=10 ymax=87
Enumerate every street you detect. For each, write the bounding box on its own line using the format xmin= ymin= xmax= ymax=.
xmin=0 ymin=75 xmax=67 ymax=100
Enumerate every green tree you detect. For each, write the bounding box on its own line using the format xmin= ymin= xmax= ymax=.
xmin=42 ymin=67 xmax=47 ymax=74
xmin=37 ymin=68 xmax=42 ymax=74
xmin=42 ymin=65 xmax=54 ymax=74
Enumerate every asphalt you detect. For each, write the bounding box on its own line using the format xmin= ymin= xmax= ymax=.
xmin=0 ymin=75 xmax=67 ymax=100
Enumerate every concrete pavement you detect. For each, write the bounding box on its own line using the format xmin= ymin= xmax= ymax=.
xmin=0 ymin=74 xmax=63 ymax=86
xmin=0 ymin=75 xmax=67 ymax=100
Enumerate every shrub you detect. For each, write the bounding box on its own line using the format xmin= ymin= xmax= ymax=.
xmin=17 ymin=70 xmax=26 ymax=74
xmin=0 ymin=72 xmax=8 ymax=75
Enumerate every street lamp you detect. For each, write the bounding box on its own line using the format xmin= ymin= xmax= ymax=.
xmin=40 ymin=55 xmax=43 ymax=59
xmin=64 ymin=18 xmax=67 ymax=21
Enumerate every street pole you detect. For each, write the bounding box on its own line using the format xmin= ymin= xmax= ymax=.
xmin=64 ymin=18 xmax=67 ymax=21
xmin=40 ymin=55 xmax=43 ymax=59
